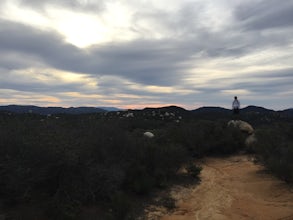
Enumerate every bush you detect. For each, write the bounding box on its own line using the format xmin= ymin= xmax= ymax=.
xmin=1 ymin=112 xmax=272 ymax=219
xmin=110 ymin=192 xmax=134 ymax=220
xmin=253 ymin=123 xmax=293 ymax=183
xmin=0 ymin=114 xmax=189 ymax=218
xmin=167 ymin=120 xmax=246 ymax=157
xmin=186 ymin=163 xmax=202 ymax=179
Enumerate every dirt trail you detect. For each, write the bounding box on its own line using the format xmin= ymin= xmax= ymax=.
xmin=145 ymin=155 xmax=293 ymax=220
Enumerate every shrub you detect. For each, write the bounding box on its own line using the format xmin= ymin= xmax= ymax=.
xmin=166 ymin=120 xmax=246 ymax=157
xmin=2 ymin=112 xmax=276 ymax=219
xmin=186 ymin=163 xmax=202 ymax=179
xmin=110 ymin=192 xmax=134 ymax=220
xmin=253 ymin=124 xmax=293 ymax=183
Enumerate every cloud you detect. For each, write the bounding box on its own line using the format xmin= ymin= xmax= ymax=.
xmin=0 ymin=19 xmax=192 ymax=86
xmin=0 ymin=89 xmax=62 ymax=106
xmin=0 ymin=19 xmax=80 ymax=65
xmin=0 ymin=1 xmax=292 ymax=109
xmin=0 ymin=68 xmax=97 ymax=93
xmin=235 ymin=0 xmax=293 ymax=30
xmin=225 ymin=68 xmax=293 ymax=104
xmin=18 ymin=0 xmax=105 ymax=13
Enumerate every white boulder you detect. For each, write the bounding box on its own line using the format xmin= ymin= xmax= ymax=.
xmin=124 ymin=112 xmax=134 ymax=118
xmin=144 ymin=131 xmax=155 ymax=138
xmin=228 ymin=120 xmax=254 ymax=134
xmin=228 ymin=120 xmax=257 ymax=148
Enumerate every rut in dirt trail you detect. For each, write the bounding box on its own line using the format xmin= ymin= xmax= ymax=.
xmin=145 ymin=155 xmax=293 ymax=220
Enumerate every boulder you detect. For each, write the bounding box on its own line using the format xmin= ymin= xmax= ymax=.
xmin=245 ymin=133 xmax=257 ymax=147
xmin=228 ymin=120 xmax=254 ymax=134
xmin=144 ymin=131 xmax=155 ymax=138
xmin=228 ymin=120 xmax=256 ymax=148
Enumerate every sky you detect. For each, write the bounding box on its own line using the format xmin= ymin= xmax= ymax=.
xmin=0 ymin=0 xmax=292 ymax=110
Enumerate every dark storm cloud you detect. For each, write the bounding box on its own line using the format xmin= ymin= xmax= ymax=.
xmin=89 ymin=40 xmax=195 ymax=85
xmin=235 ymin=0 xmax=293 ymax=30
xmin=252 ymin=68 xmax=293 ymax=79
xmin=0 ymin=20 xmax=82 ymax=69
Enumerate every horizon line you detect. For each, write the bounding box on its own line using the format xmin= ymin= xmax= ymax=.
xmin=0 ymin=103 xmax=292 ymax=111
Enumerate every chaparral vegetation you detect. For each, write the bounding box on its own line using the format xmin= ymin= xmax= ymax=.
xmin=0 ymin=105 xmax=292 ymax=219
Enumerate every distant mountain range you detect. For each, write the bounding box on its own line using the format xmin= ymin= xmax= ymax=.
xmin=0 ymin=105 xmax=107 ymax=115
xmin=97 ymin=107 xmax=124 ymax=111
xmin=0 ymin=104 xmax=292 ymax=116
xmin=192 ymin=105 xmax=292 ymax=114
xmin=191 ymin=106 xmax=231 ymax=114
xmin=143 ymin=105 xmax=187 ymax=113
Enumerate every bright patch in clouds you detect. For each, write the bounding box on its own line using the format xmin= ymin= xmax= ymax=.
xmin=49 ymin=9 xmax=110 ymax=47
xmin=6 ymin=68 xmax=97 ymax=86
xmin=47 ymin=2 xmax=137 ymax=47
xmin=0 ymin=1 xmax=51 ymax=29
xmin=221 ymin=89 xmax=251 ymax=95
xmin=130 ymin=84 xmax=195 ymax=95
xmin=1 ymin=0 xmax=137 ymax=47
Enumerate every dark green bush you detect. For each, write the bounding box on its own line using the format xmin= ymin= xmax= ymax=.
xmin=186 ymin=163 xmax=202 ymax=178
xmin=0 ymin=114 xmax=189 ymax=218
xmin=166 ymin=120 xmax=246 ymax=157
xmin=253 ymin=124 xmax=293 ymax=183
xmin=156 ymin=196 xmax=176 ymax=210
xmin=109 ymin=191 xmax=134 ymax=220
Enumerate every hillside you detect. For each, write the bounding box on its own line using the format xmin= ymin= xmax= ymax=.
xmin=1 ymin=104 xmax=292 ymax=118
xmin=0 ymin=105 xmax=292 ymax=219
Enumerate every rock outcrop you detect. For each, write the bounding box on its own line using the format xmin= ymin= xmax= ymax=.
xmin=228 ymin=120 xmax=256 ymax=147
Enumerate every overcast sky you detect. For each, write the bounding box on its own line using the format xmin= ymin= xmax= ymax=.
xmin=0 ymin=0 xmax=292 ymax=110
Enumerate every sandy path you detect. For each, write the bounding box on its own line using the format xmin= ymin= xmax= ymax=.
xmin=145 ymin=155 xmax=293 ymax=220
